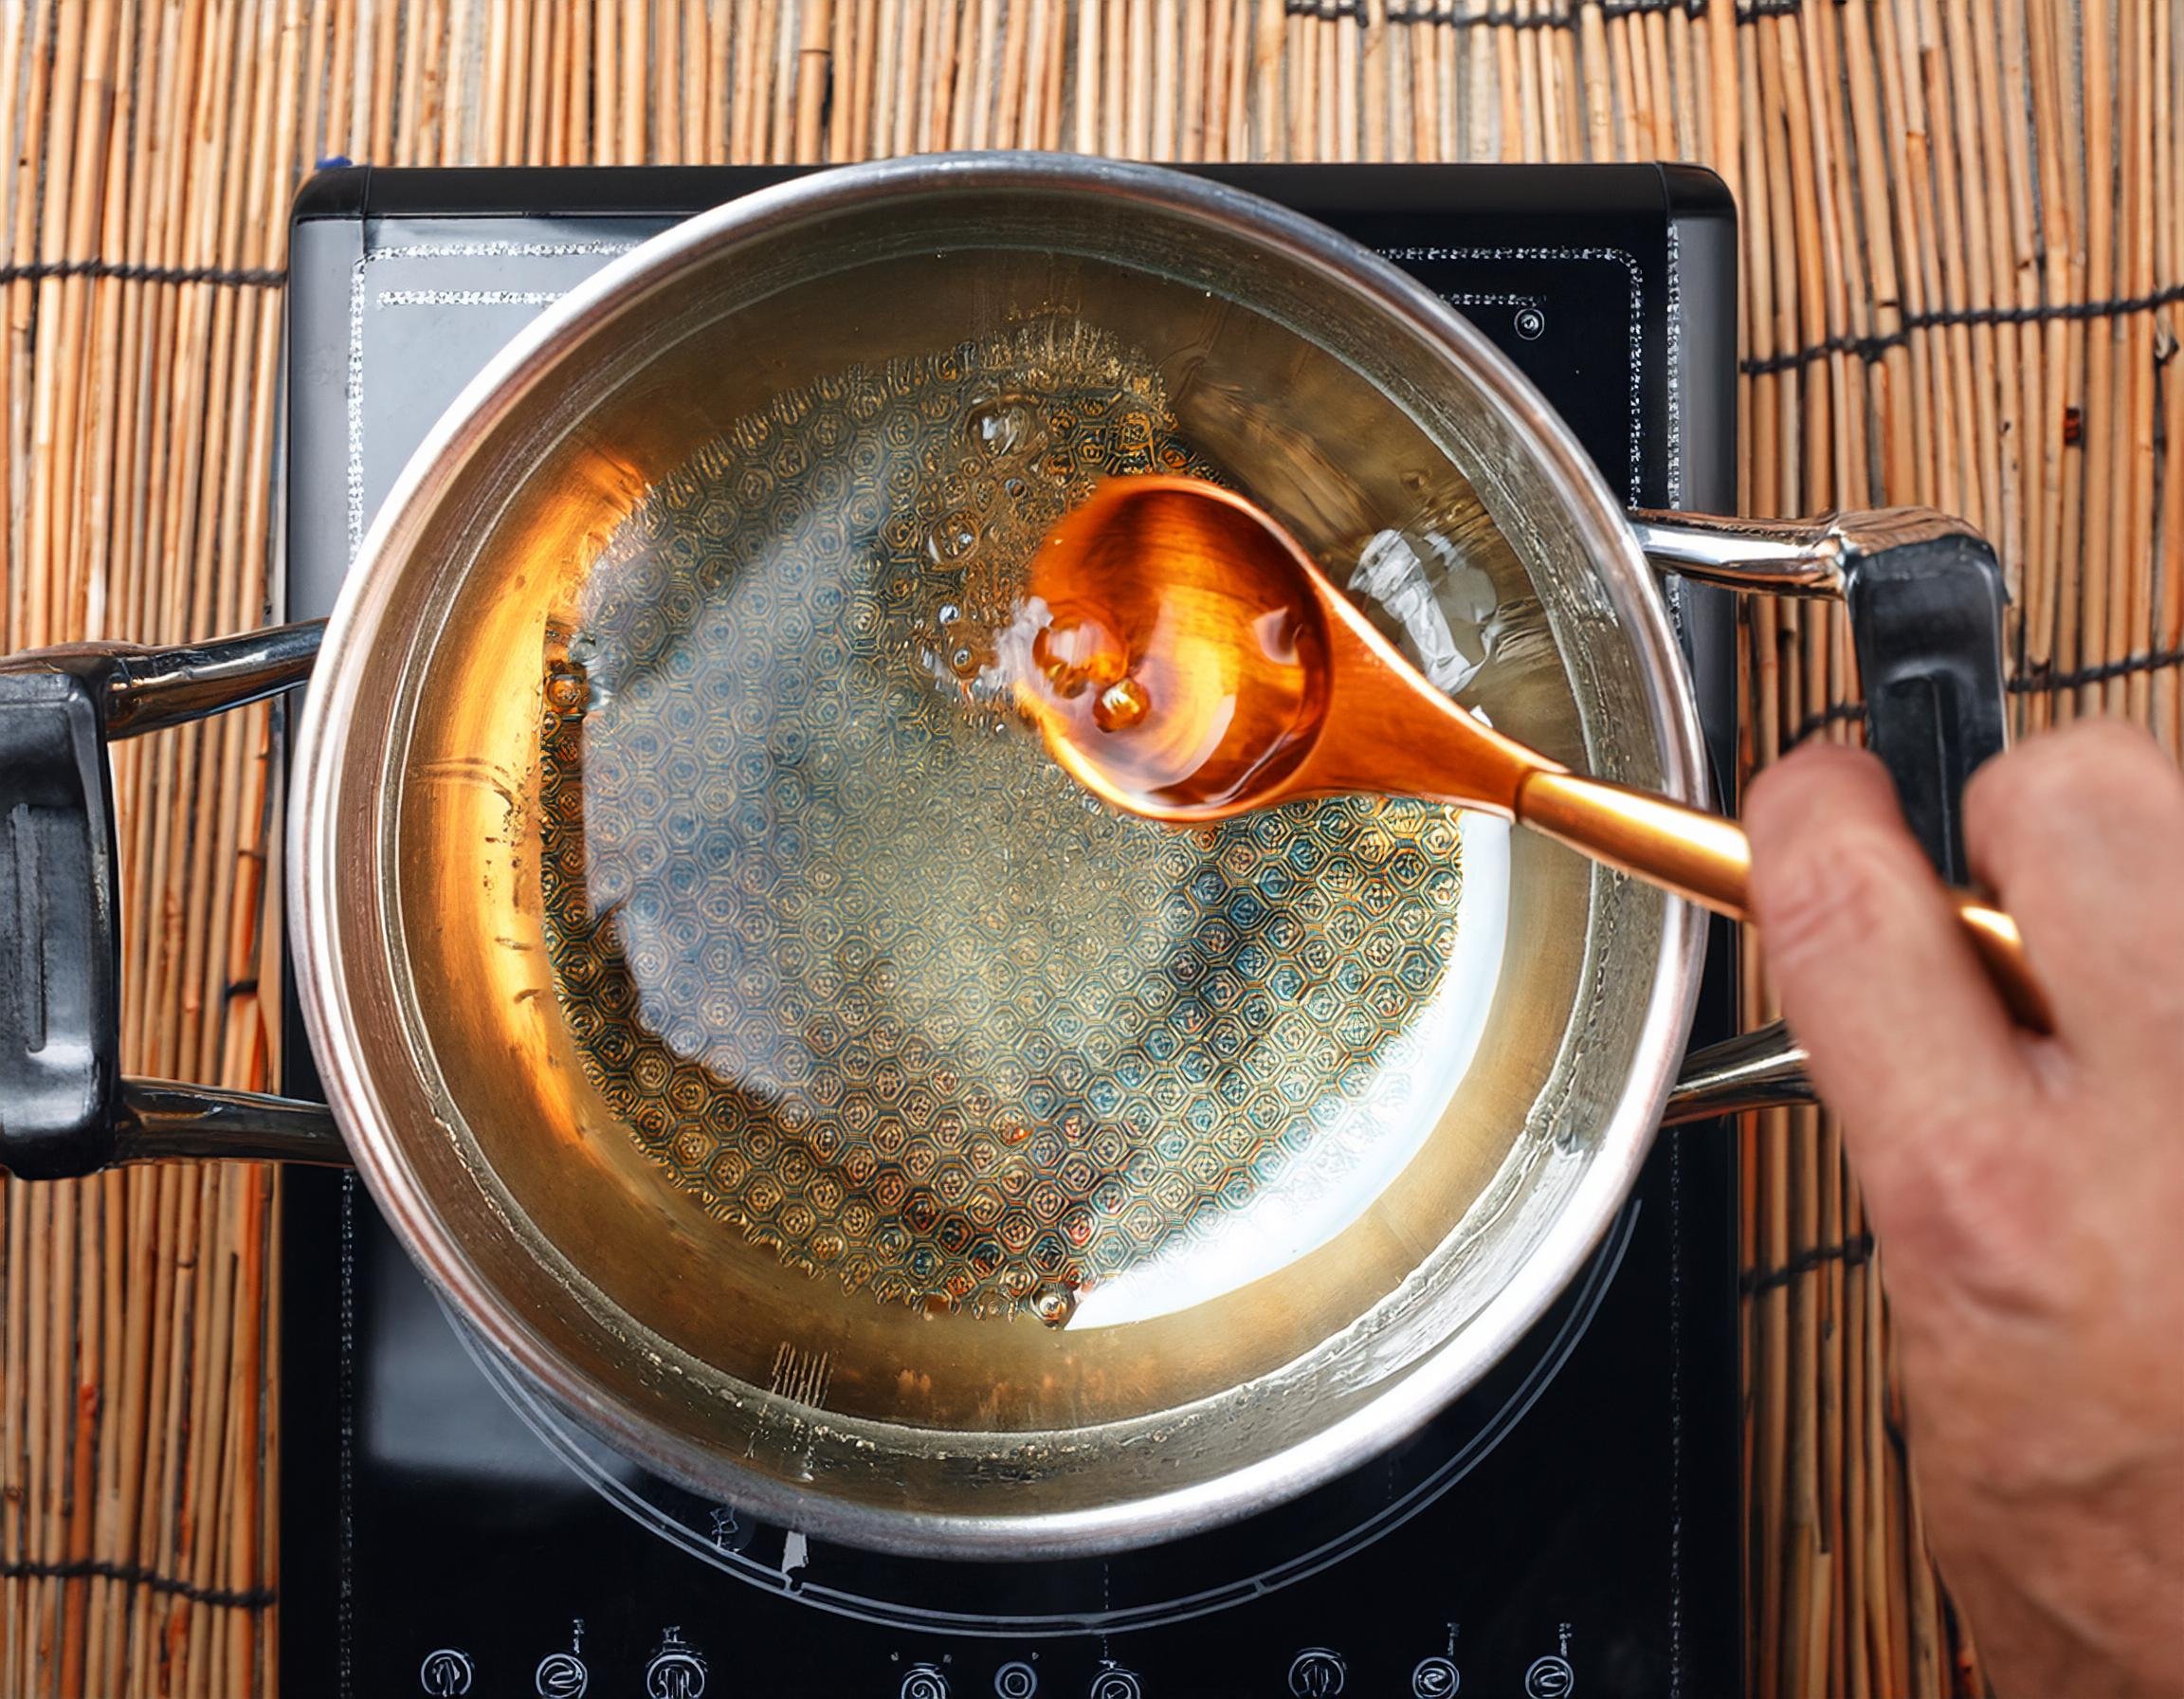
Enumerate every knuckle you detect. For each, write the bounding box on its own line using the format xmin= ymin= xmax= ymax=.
xmin=1969 ymin=721 xmax=2184 ymax=887
xmin=1890 ymin=1133 xmax=2050 ymax=1293
xmin=1974 ymin=719 xmax=2170 ymax=814
xmin=1746 ymin=745 xmax=1891 ymax=857
xmin=1849 ymin=1101 xmax=2077 ymax=1318
xmin=1754 ymin=824 xmax=1925 ymax=979
xmin=2051 ymin=713 xmax=2170 ymax=770
xmin=1965 ymin=743 xmax=2056 ymax=824
xmin=1749 ymin=743 xmax=1880 ymax=819
xmin=2063 ymin=720 xmax=2184 ymax=815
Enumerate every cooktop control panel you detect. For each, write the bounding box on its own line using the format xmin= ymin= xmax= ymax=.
xmin=405 ymin=1619 xmax=1588 ymax=1696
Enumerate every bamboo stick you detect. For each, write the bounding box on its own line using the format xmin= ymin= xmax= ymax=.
xmin=1247 ymin=0 xmax=1275 ymax=159
xmin=948 ymin=0 xmax=979 ymax=147
xmin=1076 ymin=0 xmax=1101 ymax=149
xmin=1182 ymin=0 xmax=1207 ymax=161
xmin=798 ymin=0 xmax=831 ymax=159
xmin=22 ymin=0 xmax=88 ymax=648
xmin=1663 ymin=6 xmax=1690 ymax=163
xmin=1150 ymin=0 xmax=1174 ymax=157
xmin=1321 ymin=0 xmax=1347 ymax=163
xmin=2075 ymin=0 xmax=2115 ymax=711
xmin=1879 ymin=0 xmax=1945 ymax=511
xmin=2019 ymin=0 xmax=2066 ymax=724
xmin=1209 ymin=0 xmax=1235 ymax=160
xmin=1022 ymin=0 xmax=1051 ymax=148
xmin=1224 ymin=0 xmax=1249 ymax=158
xmin=772 ymin=0 xmax=798 ymax=161
xmin=1128 ymin=0 xmax=1152 ymax=156
xmin=1041 ymin=0 xmax=1065 ymax=149
xmin=2156 ymin=0 xmax=2183 ymax=757
xmin=1105 ymin=0 xmax=1129 ymax=154
xmin=1313 ymin=0 xmax=1333 ymax=161
xmin=2114 ymin=0 xmax=2155 ymax=722
xmin=27 ymin=1186 xmax=57 ymax=1693
xmin=2 ymin=1186 xmax=23 ymax=1697
xmin=1442 ymin=5 xmax=1462 ymax=163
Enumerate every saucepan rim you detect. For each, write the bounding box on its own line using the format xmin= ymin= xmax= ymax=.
xmin=288 ymin=150 xmax=1709 ymax=1555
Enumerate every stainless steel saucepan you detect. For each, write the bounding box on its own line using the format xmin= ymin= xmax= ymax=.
xmin=0 ymin=154 xmax=2008 ymax=1557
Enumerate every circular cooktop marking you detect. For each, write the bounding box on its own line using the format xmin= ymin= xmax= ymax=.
xmin=1287 ymin=1647 xmax=1346 ymax=1695
xmin=644 ymin=1646 xmax=705 ymax=1699
xmin=534 ymin=1652 xmax=589 ymax=1698
xmin=900 ymin=1663 xmax=950 ymax=1699
xmin=419 ymin=1649 xmax=474 ymax=1697
xmin=461 ymin=1204 xmax=1632 ymax=1637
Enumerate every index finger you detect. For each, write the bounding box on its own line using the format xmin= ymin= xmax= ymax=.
xmin=1961 ymin=720 xmax=2184 ymax=1060
xmin=1744 ymin=745 xmax=2037 ymax=1145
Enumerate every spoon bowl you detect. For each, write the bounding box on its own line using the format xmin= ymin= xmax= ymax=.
xmin=1015 ymin=480 xmax=1336 ymax=818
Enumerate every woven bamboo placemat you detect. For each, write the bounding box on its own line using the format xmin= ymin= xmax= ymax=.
xmin=0 ymin=4 xmax=2174 ymax=1695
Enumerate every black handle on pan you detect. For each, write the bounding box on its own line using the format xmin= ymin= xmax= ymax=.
xmin=1839 ymin=529 xmax=2009 ymax=884
xmin=1647 ymin=508 xmax=2012 ymax=1124
xmin=0 ymin=623 xmax=349 ymax=1178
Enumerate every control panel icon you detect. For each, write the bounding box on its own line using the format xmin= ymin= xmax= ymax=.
xmin=418 ymin=1649 xmax=473 ymax=1696
xmin=534 ymin=1650 xmax=589 ymax=1698
xmin=900 ymin=1662 xmax=951 ymax=1699
xmin=1287 ymin=1648 xmax=1346 ymax=1696
xmin=993 ymin=1659 xmax=1039 ymax=1698
xmin=1410 ymin=1654 xmax=1461 ymax=1697
xmin=646 ymin=1628 xmax=707 ymax=1699
xmin=1524 ymin=1653 xmax=1574 ymax=1699
xmin=1085 ymin=1666 xmax=1143 ymax=1699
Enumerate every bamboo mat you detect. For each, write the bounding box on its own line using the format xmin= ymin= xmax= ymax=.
xmin=0 ymin=3 xmax=2174 ymax=1695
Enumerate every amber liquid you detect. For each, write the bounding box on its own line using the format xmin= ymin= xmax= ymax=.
xmin=528 ymin=307 xmax=1519 ymax=1336
xmin=1010 ymin=480 xmax=1335 ymax=813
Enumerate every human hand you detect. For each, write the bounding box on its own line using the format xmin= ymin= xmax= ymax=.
xmin=1746 ymin=720 xmax=2184 ymax=1699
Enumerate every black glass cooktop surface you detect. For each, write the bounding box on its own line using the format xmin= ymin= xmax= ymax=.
xmin=280 ymin=162 xmax=1740 ymax=1699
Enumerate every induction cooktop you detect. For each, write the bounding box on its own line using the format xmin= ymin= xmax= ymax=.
xmin=279 ymin=161 xmax=1741 ymax=1699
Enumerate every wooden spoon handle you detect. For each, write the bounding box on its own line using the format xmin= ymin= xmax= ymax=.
xmin=1514 ymin=769 xmax=2052 ymax=1032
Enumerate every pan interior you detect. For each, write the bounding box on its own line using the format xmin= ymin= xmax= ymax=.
xmin=387 ymin=203 xmax=1609 ymax=1470
xmin=538 ymin=309 xmax=1513 ymax=1336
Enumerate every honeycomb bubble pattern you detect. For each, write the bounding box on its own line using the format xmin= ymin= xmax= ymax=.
xmin=538 ymin=320 xmax=1468 ymax=1320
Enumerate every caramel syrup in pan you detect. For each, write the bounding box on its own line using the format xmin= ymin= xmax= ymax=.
xmin=537 ymin=317 xmax=1499 ymax=1330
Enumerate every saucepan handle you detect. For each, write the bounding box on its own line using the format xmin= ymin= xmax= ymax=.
xmin=1642 ymin=508 xmax=2013 ymax=1125
xmin=0 ymin=621 xmax=348 ymax=1178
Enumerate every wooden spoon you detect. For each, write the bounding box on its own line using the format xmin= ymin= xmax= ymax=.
xmin=1010 ymin=475 xmax=2049 ymax=1031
